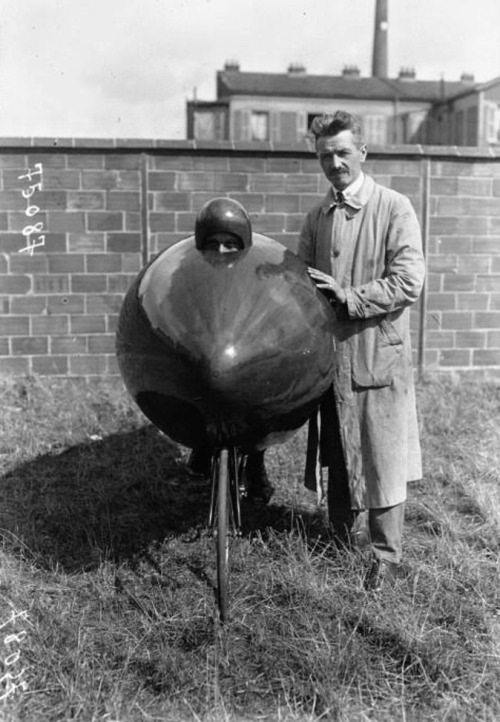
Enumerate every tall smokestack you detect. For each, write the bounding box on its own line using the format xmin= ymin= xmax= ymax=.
xmin=372 ymin=0 xmax=388 ymax=78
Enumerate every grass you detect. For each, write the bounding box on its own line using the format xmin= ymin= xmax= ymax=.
xmin=0 ymin=374 xmax=499 ymax=721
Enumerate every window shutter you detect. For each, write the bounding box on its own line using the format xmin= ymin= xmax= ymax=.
xmin=241 ymin=110 xmax=251 ymax=140
xmin=455 ymin=110 xmax=464 ymax=145
xmin=280 ymin=112 xmax=298 ymax=142
xmin=484 ymin=102 xmax=498 ymax=143
xmin=297 ymin=112 xmax=307 ymax=140
xmin=271 ymin=112 xmax=280 ymax=142
xmin=232 ymin=109 xmax=251 ymax=141
xmin=466 ymin=106 xmax=478 ymax=145
xmin=233 ymin=110 xmax=243 ymax=140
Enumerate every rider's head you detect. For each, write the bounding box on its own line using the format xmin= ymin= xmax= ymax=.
xmin=195 ymin=197 xmax=252 ymax=251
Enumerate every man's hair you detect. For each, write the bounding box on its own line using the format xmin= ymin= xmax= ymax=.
xmin=309 ymin=111 xmax=365 ymax=147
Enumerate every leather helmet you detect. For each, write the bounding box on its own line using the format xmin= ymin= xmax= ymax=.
xmin=195 ymin=197 xmax=252 ymax=250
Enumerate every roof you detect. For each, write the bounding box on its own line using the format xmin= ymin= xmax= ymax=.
xmin=217 ymin=70 xmax=478 ymax=104
xmin=445 ymin=74 xmax=500 ymax=101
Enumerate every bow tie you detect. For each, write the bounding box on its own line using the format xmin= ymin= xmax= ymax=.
xmin=334 ymin=190 xmax=363 ymax=211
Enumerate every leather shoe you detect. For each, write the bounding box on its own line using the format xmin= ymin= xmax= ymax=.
xmin=187 ymin=446 xmax=212 ymax=478
xmin=364 ymin=558 xmax=402 ymax=592
xmin=244 ymin=453 xmax=273 ymax=504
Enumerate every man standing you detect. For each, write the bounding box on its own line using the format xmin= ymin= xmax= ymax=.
xmin=298 ymin=111 xmax=425 ymax=591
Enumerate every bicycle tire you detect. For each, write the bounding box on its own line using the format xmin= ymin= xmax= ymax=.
xmin=216 ymin=447 xmax=230 ymax=622
xmin=229 ymin=447 xmax=241 ymax=529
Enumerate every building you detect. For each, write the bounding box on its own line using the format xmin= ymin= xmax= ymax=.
xmin=187 ymin=63 xmax=500 ymax=146
xmin=186 ymin=64 xmax=500 ymax=148
xmin=186 ymin=1 xmax=500 ymax=147
xmin=421 ymin=76 xmax=500 ymax=146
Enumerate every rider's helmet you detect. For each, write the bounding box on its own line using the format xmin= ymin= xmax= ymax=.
xmin=194 ymin=197 xmax=252 ymax=250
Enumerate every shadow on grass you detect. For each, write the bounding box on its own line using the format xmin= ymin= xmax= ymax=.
xmin=0 ymin=425 xmax=324 ymax=573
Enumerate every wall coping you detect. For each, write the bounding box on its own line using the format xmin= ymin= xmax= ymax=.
xmin=1 ymin=137 xmax=500 ymax=159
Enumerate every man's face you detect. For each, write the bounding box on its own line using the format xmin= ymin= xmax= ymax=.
xmin=203 ymin=232 xmax=243 ymax=254
xmin=316 ymin=130 xmax=367 ymax=191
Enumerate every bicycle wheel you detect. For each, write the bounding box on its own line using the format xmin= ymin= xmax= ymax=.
xmin=216 ymin=447 xmax=230 ymax=622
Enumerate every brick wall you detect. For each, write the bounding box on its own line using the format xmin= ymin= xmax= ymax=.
xmin=1 ymin=138 xmax=499 ymax=378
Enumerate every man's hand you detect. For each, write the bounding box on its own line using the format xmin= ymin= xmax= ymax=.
xmin=307 ymin=267 xmax=347 ymax=304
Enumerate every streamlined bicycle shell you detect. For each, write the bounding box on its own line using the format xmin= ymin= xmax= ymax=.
xmin=116 ymin=231 xmax=335 ymax=450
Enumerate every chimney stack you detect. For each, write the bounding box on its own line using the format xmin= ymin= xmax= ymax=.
xmin=287 ymin=62 xmax=307 ymax=76
xmin=372 ymin=0 xmax=388 ymax=78
xmin=342 ymin=65 xmax=361 ymax=78
xmin=398 ymin=67 xmax=416 ymax=81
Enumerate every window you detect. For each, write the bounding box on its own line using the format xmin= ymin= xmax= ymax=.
xmin=250 ymin=112 xmax=269 ymax=141
xmin=193 ymin=110 xmax=226 ymax=140
xmin=307 ymin=113 xmax=321 ymax=132
xmin=484 ymin=101 xmax=500 ymax=144
xmin=363 ymin=115 xmax=386 ymax=145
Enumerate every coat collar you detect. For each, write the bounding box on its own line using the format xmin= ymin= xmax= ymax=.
xmin=320 ymin=174 xmax=375 ymax=217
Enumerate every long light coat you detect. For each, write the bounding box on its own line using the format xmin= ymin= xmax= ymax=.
xmin=298 ymin=174 xmax=425 ymax=509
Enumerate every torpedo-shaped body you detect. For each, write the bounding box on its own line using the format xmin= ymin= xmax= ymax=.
xmin=116 ymin=199 xmax=335 ymax=452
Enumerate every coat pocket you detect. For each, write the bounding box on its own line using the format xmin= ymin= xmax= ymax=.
xmin=351 ymin=317 xmax=403 ymax=388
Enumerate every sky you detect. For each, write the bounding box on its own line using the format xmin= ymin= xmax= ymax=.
xmin=0 ymin=0 xmax=499 ymax=140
